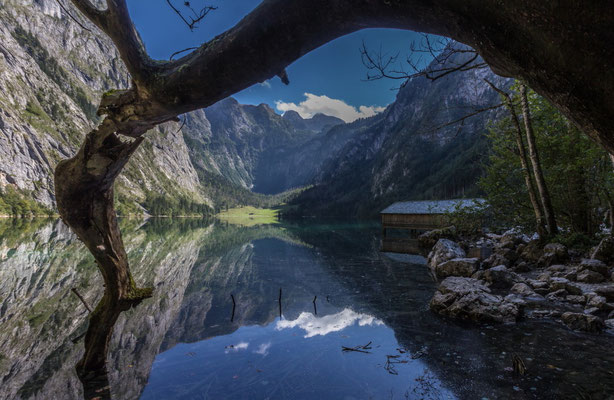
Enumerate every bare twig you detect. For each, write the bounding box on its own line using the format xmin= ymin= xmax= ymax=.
xmin=361 ymin=34 xmax=487 ymax=88
xmin=71 ymin=288 xmax=92 ymax=313
xmin=166 ymin=0 xmax=217 ymax=31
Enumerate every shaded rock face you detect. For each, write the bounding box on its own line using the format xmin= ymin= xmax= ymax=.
xmin=561 ymin=312 xmax=605 ymax=332
xmin=427 ymin=239 xmax=466 ymax=270
xmin=435 ymin=257 xmax=479 ymax=278
xmin=430 ymin=277 xmax=520 ymax=323
xmin=576 ymin=269 xmax=606 ymax=283
xmin=579 ymin=259 xmax=609 ymax=276
xmin=539 ymin=243 xmax=568 ymax=267
xmin=482 ymin=265 xmax=520 ymax=289
xmin=0 ymin=0 xmax=206 ymax=208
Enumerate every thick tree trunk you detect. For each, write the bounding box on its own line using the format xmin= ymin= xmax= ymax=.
xmin=519 ymin=85 xmax=558 ymax=235
xmin=54 ymin=118 xmax=153 ymax=373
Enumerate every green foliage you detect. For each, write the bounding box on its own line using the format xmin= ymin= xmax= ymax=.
xmin=549 ymin=232 xmax=597 ymax=252
xmin=0 ymin=186 xmax=53 ymax=217
xmin=141 ymin=191 xmax=213 ymax=217
xmin=480 ymin=82 xmax=614 ymax=235
xmin=11 ymin=26 xmax=98 ymax=121
xmin=443 ymin=201 xmax=489 ymax=235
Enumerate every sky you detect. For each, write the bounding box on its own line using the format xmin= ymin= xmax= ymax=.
xmin=126 ymin=0 xmax=434 ymax=122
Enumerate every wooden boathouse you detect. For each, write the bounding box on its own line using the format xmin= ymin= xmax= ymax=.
xmin=380 ymin=199 xmax=485 ymax=253
xmin=381 ymin=199 xmax=485 ymax=232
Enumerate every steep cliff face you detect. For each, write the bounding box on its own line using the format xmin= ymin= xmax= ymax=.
xmin=182 ymin=99 xmax=345 ymax=195
xmin=0 ymin=0 xmax=346 ymax=213
xmin=290 ymin=48 xmax=511 ymax=217
xmin=0 ymin=0 xmax=206 ymax=212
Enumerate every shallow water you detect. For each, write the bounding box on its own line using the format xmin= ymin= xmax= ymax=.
xmin=0 ymin=219 xmax=613 ymax=400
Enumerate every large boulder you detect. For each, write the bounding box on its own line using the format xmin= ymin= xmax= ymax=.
xmin=579 ymin=258 xmax=609 ymax=277
xmin=427 ymin=239 xmax=466 ymax=269
xmin=430 ymin=277 xmax=520 ymax=323
xmin=418 ymin=226 xmax=457 ymax=248
xmin=510 ymin=282 xmax=537 ymax=297
xmin=594 ymin=285 xmax=614 ymax=302
xmin=435 ymin=257 xmax=479 ymax=278
xmin=539 ymin=243 xmax=568 ymax=267
xmin=576 ymin=269 xmax=605 ymax=283
xmin=520 ymin=240 xmax=543 ymax=264
xmin=482 ymin=265 xmax=520 ymax=289
xmin=591 ymin=236 xmax=614 ymax=264
xmin=560 ymin=312 xmax=604 ymax=332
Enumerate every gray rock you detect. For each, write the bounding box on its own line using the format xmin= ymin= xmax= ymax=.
xmin=435 ymin=257 xmax=479 ymax=278
xmin=576 ymin=269 xmax=605 ymax=283
xmin=565 ymin=282 xmax=583 ymax=295
xmin=483 ymin=265 xmax=519 ymax=289
xmin=527 ymin=279 xmax=548 ymax=289
xmin=430 ymin=277 xmax=520 ymax=323
xmin=579 ymin=258 xmax=609 ymax=277
xmin=427 ymin=239 xmax=466 ymax=270
xmin=605 ymin=319 xmax=614 ymax=329
xmin=566 ymin=295 xmax=586 ymax=305
xmin=520 ymin=240 xmax=543 ymax=263
xmin=561 ymin=312 xmax=605 ymax=332
xmin=511 ymin=283 xmax=536 ymax=296
xmin=591 ymin=236 xmax=614 ymax=263
xmin=539 ymin=243 xmax=568 ymax=267
xmin=584 ymin=307 xmax=601 ymax=315
xmin=482 ymin=252 xmax=509 ymax=269
xmin=513 ymin=261 xmax=531 ymax=272
xmin=595 ymin=285 xmax=614 ymax=301
xmin=549 ymin=277 xmax=570 ymax=291
xmin=546 ymin=289 xmax=568 ymax=301
xmin=587 ymin=294 xmax=607 ymax=309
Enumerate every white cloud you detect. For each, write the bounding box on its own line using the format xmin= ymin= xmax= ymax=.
xmin=258 ymin=80 xmax=272 ymax=89
xmin=275 ymin=308 xmax=383 ymax=338
xmin=275 ymin=93 xmax=386 ymax=123
xmin=253 ymin=342 xmax=272 ymax=356
xmin=224 ymin=342 xmax=249 ymax=353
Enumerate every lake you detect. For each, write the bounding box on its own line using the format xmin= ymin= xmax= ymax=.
xmin=1 ymin=219 xmax=613 ymax=399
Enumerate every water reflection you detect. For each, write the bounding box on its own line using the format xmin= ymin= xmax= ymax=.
xmin=1 ymin=219 xmax=613 ymax=399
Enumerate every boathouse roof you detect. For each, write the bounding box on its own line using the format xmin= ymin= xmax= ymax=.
xmin=380 ymin=199 xmax=486 ymax=215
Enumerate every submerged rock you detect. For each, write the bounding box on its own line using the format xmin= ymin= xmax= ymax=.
xmin=561 ymin=312 xmax=604 ymax=332
xmin=435 ymin=257 xmax=479 ymax=278
xmin=430 ymin=277 xmax=520 ymax=323
xmin=427 ymin=239 xmax=466 ymax=269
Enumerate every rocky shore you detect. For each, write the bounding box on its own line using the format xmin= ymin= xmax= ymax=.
xmin=422 ymin=228 xmax=614 ymax=333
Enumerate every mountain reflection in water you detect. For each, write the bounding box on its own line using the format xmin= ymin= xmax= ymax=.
xmin=1 ymin=219 xmax=613 ymax=400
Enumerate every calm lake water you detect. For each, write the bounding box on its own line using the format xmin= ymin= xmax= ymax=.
xmin=1 ymin=219 xmax=613 ymax=400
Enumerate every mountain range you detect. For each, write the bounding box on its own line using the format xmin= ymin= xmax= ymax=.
xmin=0 ymin=0 xmax=510 ymax=218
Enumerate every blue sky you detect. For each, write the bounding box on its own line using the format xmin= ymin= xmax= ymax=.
xmin=127 ymin=0 xmax=433 ymax=121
